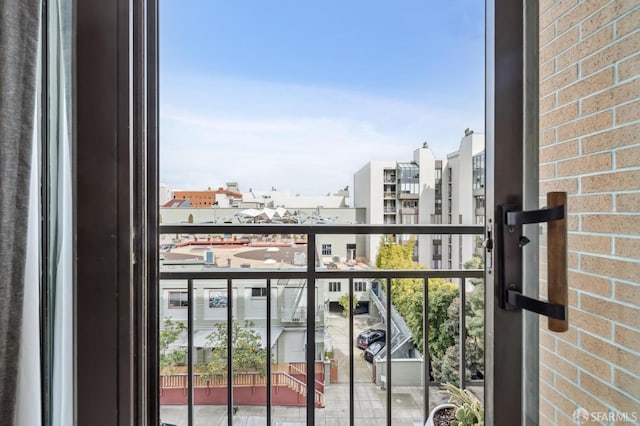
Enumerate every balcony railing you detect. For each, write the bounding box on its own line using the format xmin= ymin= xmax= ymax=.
xmin=159 ymin=223 xmax=484 ymax=426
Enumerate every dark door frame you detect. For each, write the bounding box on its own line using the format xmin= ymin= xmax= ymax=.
xmin=73 ymin=0 xmax=535 ymax=424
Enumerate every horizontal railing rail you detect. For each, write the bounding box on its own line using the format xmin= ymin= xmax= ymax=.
xmin=159 ymin=223 xmax=484 ymax=426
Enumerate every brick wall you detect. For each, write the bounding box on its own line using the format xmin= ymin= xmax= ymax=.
xmin=538 ymin=0 xmax=639 ymax=424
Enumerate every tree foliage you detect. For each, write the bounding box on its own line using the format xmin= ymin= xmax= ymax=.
xmin=375 ymin=238 xmax=458 ymax=358
xmin=200 ymin=321 xmax=270 ymax=381
xmin=160 ymin=317 xmax=187 ymax=372
xmin=338 ymin=293 xmax=359 ymax=318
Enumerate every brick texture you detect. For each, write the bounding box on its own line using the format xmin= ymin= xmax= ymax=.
xmin=538 ymin=0 xmax=639 ymax=421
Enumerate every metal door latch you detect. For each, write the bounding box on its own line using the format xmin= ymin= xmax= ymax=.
xmin=498 ymin=192 xmax=569 ymax=332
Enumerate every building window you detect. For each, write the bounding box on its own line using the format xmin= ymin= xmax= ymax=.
xmin=329 ymin=282 xmax=341 ymax=292
xmin=168 ymin=290 xmax=188 ymax=309
xmin=322 ymin=244 xmax=332 ymax=255
xmin=251 ymin=287 xmax=267 ymax=297
xmin=472 ymin=152 xmax=485 ymax=190
xmin=354 ymin=281 xmax=367 ymax=292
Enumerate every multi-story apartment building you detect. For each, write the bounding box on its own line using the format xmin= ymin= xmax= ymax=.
xmin=354 ymin=130 xmax=485 ymax=270
xmin=442 ymin=129 xmax=485 ymax=270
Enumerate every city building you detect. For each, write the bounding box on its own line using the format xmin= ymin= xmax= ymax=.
xmin=353 ymin=130 xmax=485 ymax=270
xmin=171 ymin=184 xmax=243 ymax=208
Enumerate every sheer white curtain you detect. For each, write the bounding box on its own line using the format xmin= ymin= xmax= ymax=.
xmin=14 ymin=0 xmax=73 ymax=424
xmin=48 ymin=0 xmax=74 ymax=424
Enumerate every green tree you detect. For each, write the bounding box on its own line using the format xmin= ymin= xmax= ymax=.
xmin=200 ymin=321 xmax=269 ymax=381
xmin=431 ymin=295 xmax=484 ymax=386
xmin=338 ymin=293 xmax=359 ymax=318
xmin=160 ymin=317 xmax=187 ymax=372
xmin=375 ymin=238 xmax=458 ymax=358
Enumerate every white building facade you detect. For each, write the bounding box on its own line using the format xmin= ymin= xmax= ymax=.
xmin=353 ymin=130 xmax=485 ymax=270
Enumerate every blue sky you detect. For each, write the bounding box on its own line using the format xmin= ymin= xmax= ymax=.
xmin=160 ymin=0 xmax=484 ymax=194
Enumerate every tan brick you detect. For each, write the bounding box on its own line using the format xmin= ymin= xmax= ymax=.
xmin=581 ymin=293 xmax=640 ymax=327
xmin=541 ymin=24 xmax=556 ymax=48
xmin=582 ymin=122 xmax=640 ymax=153
xmin=580 ymin=371 xmax=640 ymax=414
xmin=541 ymin=0 xmax=581 ymax=31
xmin=540 ymin=58 xmax=557 ymax=82
xmin=581 ymin=253 xmax=640 ymax=282
xmin=570 ymin=308 xmax=612 ymax=340
xmin=616 ymin=193 xmax=640 ymax=212
xmin=581 ymin=0 xmax=637 ymax=37
xmin=539 ymin=397 xmax=555 ymax=423
xmin=540 ymin=177 xmax=579 ymax=195
xmin=582 ymin=31 xmax=640 ymax=76
xmin=616 ymin=145 xmax=640 ymax=169
xmin=540 ymin=380 xmax=580 ymax=421
xmin=541 ymin=128 xmax=557 ymax=146
xmin=614 ymin=281 xmax=640 ymax=305
xmin=540 ymin=93 xmax=557 ymax=112
xmin=568 ymin=194 xmax=613 ymax=212
xmin=540 ymin=0 xmax=555 ymax=14
xmin=569 ymin=251 xmax=579 ymax=269
xmin=542 ymin=26 xmax=581 ymax=64
xmin=582 ymin=214 xmax=640 ymax=234
xmin=615 ymin=324 xmax=640 ymax=352
xmin=556 ymin=0 xmax=607 ymax=34
xmin=568 ymin=270 xmax=612 ymax=296
xmin=582 ymin=170 xmax=640 ymax=192
xmin=541 ymin=346 xmax=578 ymax=381
xmin=557 ymin=110 xmax=613 ymax=142
xmin=568 ymin=287 xmax=579 ymax=306
xmin=615 ymin=99 xmax=640 ymax=125
xmin=540 ymin=140 xmax=579 ymax=162
xmin=614 ymin=368 xmax=640 ymax=400
xmin=582 ymin=77 xmax=640 ymax=115
xmin=540 ymin=163 xmax=556 ymax=179
xmin=616 ymin=6 xmax=640 ymax=38
xmin=557 ymin=25 xmax=613 ymax=71
xmin=581 ymin=333 xmax=640 ymax=375
xmin=541 ymin=328 xmax=556 ymax=350
xmin=541 ymin=102 xmax=580 ymax=128
xmin=557 ymin=320 xmax=579 ymax=344
xmin=555 ymin=374 xmax=610 ymax=414
xmin=557 ymin=68 xmax=614 ymax=106
xmin=569 ymin=233 xmax=612 ymax=255
xmin=569 ymin=214 xmax=582 ymax=233
xmin=557 ymin=152 xmax=612 ymax=176
xmin=615 ymin=237 xmax=640 ymax=260
xmin=557 ymin=338 xmax=611 ymax=380
xmin=541 ymin=65 xmax=579 ymax=97
xmin=540 ymin=363 xmax=555 ymax=386
xmin=618 ymin=53 xmax=640 ymax=81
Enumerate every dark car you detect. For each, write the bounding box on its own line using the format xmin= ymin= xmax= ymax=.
xmin=363 ymin=341 xmax=385 ymax=363
xmin=356 ymin=329 xmax=385 ymax=349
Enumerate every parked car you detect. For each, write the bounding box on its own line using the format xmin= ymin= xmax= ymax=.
xmin=363 ymin=341 xmax=385 ymax=363
xmin=356 ymin=329 xmax=385 ymax=349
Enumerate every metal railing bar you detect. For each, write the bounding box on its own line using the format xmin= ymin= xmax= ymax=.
xmin=348 ymin=277 xmax=354 ymax=426
xmin=160 ymin=223 xmax=484 ymax=235
xmin=266 ymin=278 xmax=272 ymax=426
xmin=227 ymin=278 xmax=233 ymax=426
xmin=460 ymin=278 xmax=467 ymax=390
xmin=306 ymin=233 xmax=316 ymax=426
xmin=187 ymin=279 xmax=194 ymax=426
xmin=423 ymin=277 xmax=429 ymax=424
xmin=386 ymin=277 xmax=392 ymax=426
xmin=160 ymin=269 xmax=484 ymax=280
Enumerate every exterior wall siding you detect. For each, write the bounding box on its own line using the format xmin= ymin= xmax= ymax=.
xmin=538 ymin=1 xmax=639 ymax=424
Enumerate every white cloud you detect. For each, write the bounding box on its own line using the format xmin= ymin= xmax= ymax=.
xmin=160 ymin=74 xmax=483 ymax=194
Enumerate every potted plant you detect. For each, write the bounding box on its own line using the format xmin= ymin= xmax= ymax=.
xmin=426 ymin=383 xmax=483 ymax=426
